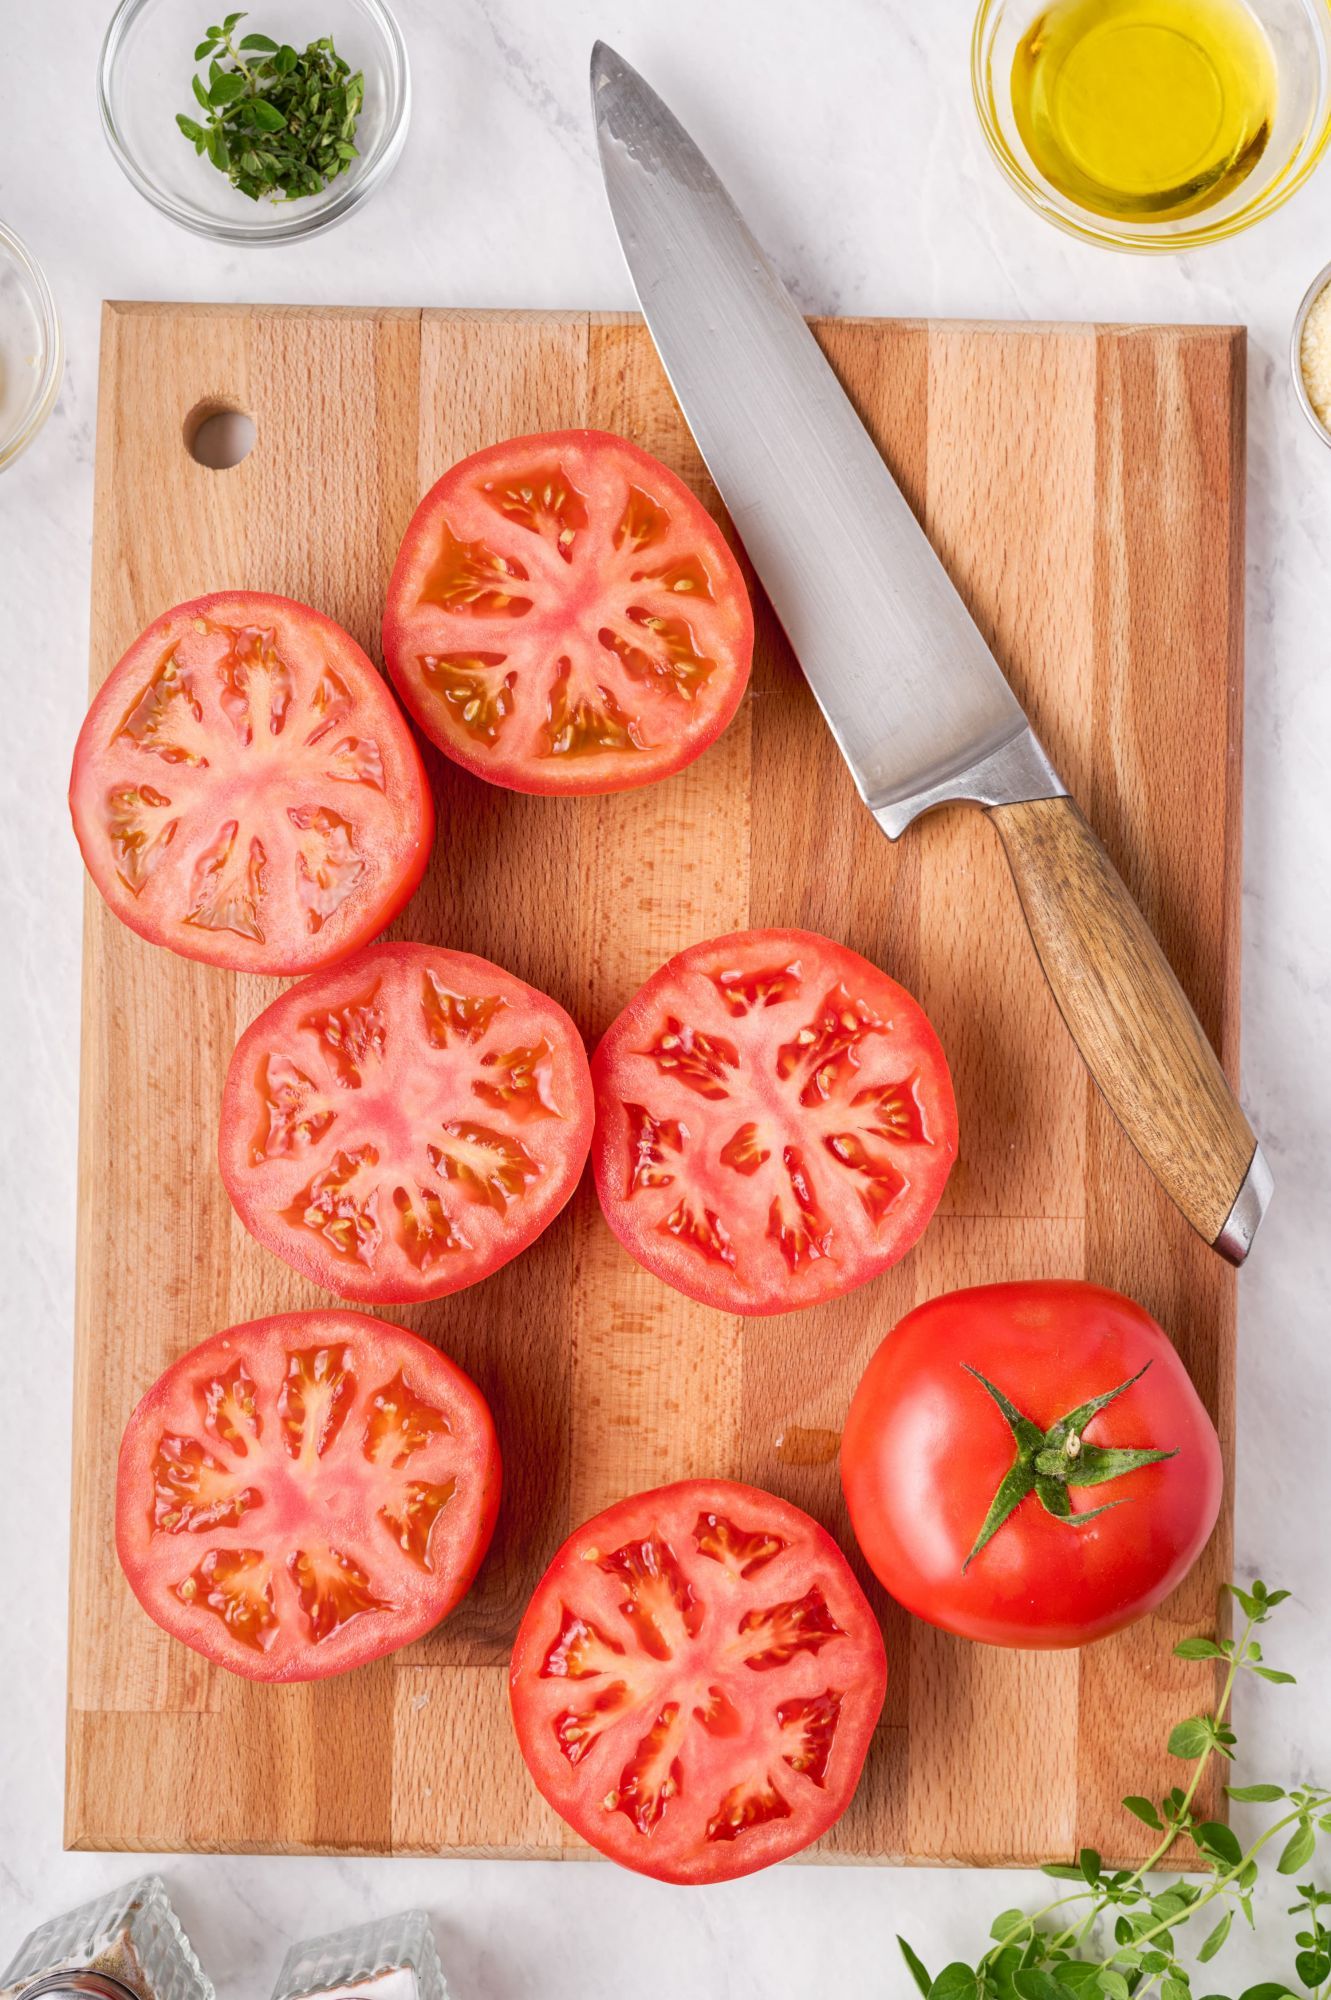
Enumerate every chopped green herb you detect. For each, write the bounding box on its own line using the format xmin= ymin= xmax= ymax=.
xmin=178 ymin=11 xmax=364 ymax=205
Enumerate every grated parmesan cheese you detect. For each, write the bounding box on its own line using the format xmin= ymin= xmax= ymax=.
xmin=1300 ymin=276 xmax=1331 ymax=431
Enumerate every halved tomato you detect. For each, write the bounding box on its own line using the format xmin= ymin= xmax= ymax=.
xmin=381 ymin=429 xmax=753 ymax=794
xmin=509 ymin=1478 xmax=886 ymax=1883
xmin=116 ymin=1310 xmax=500 ymax=1682
xmin=69 ymin=591 xmax=433 ymax=975
xmin=219 ymin=941 xmax=594 ymax=1304
xmin=591 ymin=929 xmax=958 ymax=1315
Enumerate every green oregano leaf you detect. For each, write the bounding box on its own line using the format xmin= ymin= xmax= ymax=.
xmin=990 ymin=1912 xmax=1028 ymax=1944
xmin=1168 ymin=1716 xmax=1214 ymax=1758
xmin=1161 ymin=1979 xmax=1191 ymax=2000
xmin=928 ymin=1967 xmax=980 ymax=2000
xmin=1056 ymin=1968 xmax=1105 ymax=1996
xmin=1226 ymin=1783 xmax=1285 ymax=1802
xmin=1174 ymin=1636 xmax=1228 ymax=1659
xmin=1079 ymin=1847 xmax=1102 ymax=1885
xmin=1198 ymin=1910 xmax=1233 ymax=1962
xmin=1277 ymin=1822 xmax=1316 ymax=1875
xmin=1013 ymin=1973 xmax=1079 ymax=2000
xmin=899 ymin=1938 xmax=932 ymax=1999
xmin=1194 ymin=1821 xmax=1243 ymax=1866
xmin=1122 ymin=1794 xmax=1164 ymax=1829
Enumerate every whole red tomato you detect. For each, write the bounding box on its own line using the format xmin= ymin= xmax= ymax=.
xmin=839 ymin=1281 xmax=1221 ymax=1648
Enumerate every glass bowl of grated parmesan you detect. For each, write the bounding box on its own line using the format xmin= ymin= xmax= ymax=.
xmin=1294 ymin=258 xmax=1331 ymax=444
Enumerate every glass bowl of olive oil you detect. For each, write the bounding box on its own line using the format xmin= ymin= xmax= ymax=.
xmin=972 ymin=0 xmax=1331 ymax=250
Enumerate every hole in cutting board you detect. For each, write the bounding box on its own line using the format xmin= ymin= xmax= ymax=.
xmin=184 ymin=401 xmax=256 ymax=470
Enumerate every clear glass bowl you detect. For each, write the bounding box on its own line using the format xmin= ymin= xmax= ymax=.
xmin=270 ymin=1910 xmax=448 ymax=2000
xmin=0 ymin=220 xmax=62 ymax=470
xmin=1292 ymin=256 xmax=1331 ymax=445
xmin=99 ymin=0 xmax=410 ymax=244
xmin=972 ymin=0 xmax=1331 ymax=250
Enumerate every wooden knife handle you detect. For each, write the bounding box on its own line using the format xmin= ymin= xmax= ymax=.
xmin=987 ymin=794 xmax=1266 ymax=1260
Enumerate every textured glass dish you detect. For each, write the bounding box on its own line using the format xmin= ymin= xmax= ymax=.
xmin=270 ymin=1911 xmax=447 ymax=2000
xmin=99 ymin=0 xmax=410 ymax=243
xmin=1292 ymin=256 xmax=1331 ymax=445
xmin=0 ymin=220 xmax=61 ymax=471
xmin=0 ymin=1876 xmax=214 ymax=2000
xmin=972 ymin=0 xmax=1331 ymax=249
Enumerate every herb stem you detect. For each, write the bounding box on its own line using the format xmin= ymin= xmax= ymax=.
xmin=221 ymin=29 xmax=258 ymax=86
xmin=1102 ymin=1802 xmax=1310 ymax=1960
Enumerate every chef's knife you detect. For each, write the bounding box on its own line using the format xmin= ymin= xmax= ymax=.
xmin=591 ymin=41 xmax=1270 ymax=1264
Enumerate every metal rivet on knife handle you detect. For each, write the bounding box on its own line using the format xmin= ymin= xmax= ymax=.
xmin=591 ymin=41 xmax=1271 ymax=1264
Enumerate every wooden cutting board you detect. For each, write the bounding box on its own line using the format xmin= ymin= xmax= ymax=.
xmin=67 ymin=304 xmax=1243 ymax=1866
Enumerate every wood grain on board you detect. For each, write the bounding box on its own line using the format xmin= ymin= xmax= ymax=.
xmin=67 ymin=304 xmax=1243 ymax=1865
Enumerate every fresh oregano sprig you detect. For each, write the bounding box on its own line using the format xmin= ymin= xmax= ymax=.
xmin=176 ymin=12 xmax=364 ymax=204
xmin=899 ymin=1579 xmax=1331 ymax=2000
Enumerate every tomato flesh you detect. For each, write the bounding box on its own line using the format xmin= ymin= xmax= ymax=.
xmin=70 ymin=592 xmax=433 ymax=974
xmin=509 ymin=1479 xmax=886 ymax=1883
xmin=219 ymin=942 xmax=594 ymax=1304
xmin=591 ymin=930 xmax=958 ymax=1314
xmin=116 ymin=1311 xmax=501 ymax=1681
xmin=382 ymin=430 xmax=753 ymax=795
xmin=840 ymin=1281 xmax=1223 ymax=1648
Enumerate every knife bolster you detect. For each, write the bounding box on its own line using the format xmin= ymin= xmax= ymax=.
xmin=871 ymin=724 xmax=1065 ymax=839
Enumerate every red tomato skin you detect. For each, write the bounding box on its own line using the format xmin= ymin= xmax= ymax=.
xmin=116 ymin=1311 xmax=501 ymax=1684
xmin=70 ymin=591 xmax=434 ymax=976
xmin=591 ymin=929 xmax=958 ymax=1316
xmin=382 ymin=430 xmax=753 ymax=797
xmin=840 ymin=1281 xmax=1222 ymax=1649
xmin=217 ymin=941 xmax=595 ymax=1305
xmin=509 ymin=1478 xmax=887 ymax=1885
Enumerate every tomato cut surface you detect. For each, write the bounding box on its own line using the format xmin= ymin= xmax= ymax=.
xmin=509 ymin=1479 xmax=886 ymax=1883
xmin=840 ymin=1281 xmax=1223 ymax=1649
xmin=591 ymin=930 xmax=958 ymax=1315
xmin=220 ymin=942 xmax=594 ymax=1304
xmin=382 ymin=430 xmax=753 ymax=795
xmin=70 ymin=592 xmax=433 ymax=974
xmin=116 ymin=1311 xmax=500 ymax=1682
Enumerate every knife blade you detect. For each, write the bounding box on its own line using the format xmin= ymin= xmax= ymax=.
xmin=591 ymin=40 xmax=1270 ymax=1263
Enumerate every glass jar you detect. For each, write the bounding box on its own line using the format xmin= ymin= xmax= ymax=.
xmin=270 ymin=1911 xmax=448 ymax=2000
xmin=0 ymin=1878 xmax=213 ymax=2000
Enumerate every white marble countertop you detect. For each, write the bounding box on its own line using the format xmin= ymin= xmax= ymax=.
xmin=3 ymin=3 xmax=1331 ymax=1994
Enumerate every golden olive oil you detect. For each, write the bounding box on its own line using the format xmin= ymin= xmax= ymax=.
xmin=1011 ymin=0 xmax=1277 ymax=222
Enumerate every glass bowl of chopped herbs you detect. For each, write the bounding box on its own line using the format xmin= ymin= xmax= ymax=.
xmin=99 ymin=0 xmax=409 ymax=242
